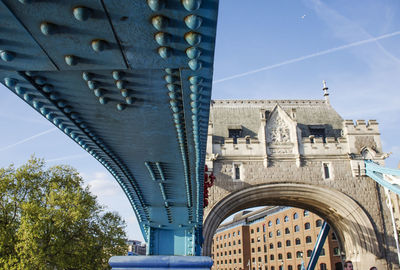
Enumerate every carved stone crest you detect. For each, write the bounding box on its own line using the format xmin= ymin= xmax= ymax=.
xmin=266 ymin=114 xmax=290 ymax=144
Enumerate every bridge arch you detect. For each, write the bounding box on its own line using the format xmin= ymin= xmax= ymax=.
xmin=203 ymin=183 xmax=386 ymax=269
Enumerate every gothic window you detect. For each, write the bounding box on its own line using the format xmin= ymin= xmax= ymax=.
xmin=316 ymin=219 xmax=322 ymax=227
xmin=293 ymin=213 xmax=299 ymax=219
xmin=284 ymin=216 xmax=289 ymax=222
xmin=294 ymin=225 xmax=300 ymax=232
xmin=304 ymin=210 xmax=310 ymax=217
xmin=285 ymin=227 xmax=290 ymax=234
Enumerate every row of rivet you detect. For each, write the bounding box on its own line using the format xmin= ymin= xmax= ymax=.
xmin=5 ymin=73 xmax=148 ymax=222
xmin=22 ymin=3 xmax=109 ymax=66
xmin=147 ymin=0 xmax=201 ymax=12
xmin=0 ymin=50 xmax=16 ymax=62
xmin=165 ymin=68 xmax=193 ymax=212
xmin=82 ymin=71 xmax=136 ymax=110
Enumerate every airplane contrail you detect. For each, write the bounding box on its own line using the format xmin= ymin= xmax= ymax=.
xmin=0 ymin=128 xmax=57 ymax=152
xmin=213 ymin=30 xmax=400 ymax=84
xmin=47 ymin=154 xmax=89 ymax=163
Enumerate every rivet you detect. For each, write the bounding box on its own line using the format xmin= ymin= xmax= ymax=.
xmin=46 ymin=113 xmax=54 ymax=121
xmin=184 ymin=32 xmax=201 ymax=46
xmin=57 ymin=100 xmax=66 ymax=108
xmin=125 ymin=96 xmax=135 ymax=105
xmin=32 ymin=100 xmax=43 ymax=109
xmin=91 ymin=39 xmax=107 ymax=52
xmin=82 ymin=72 xmax=92 ymax=81
xmin=188 ymin=59 xmax=202 ymax=71
xmin=53 ymin=118 xmax=61 ymax=125
xmin=164 ymin=68 xmax=175 ymax=74
xmin=164 ymin=75 xmax=176 ymax=83
xmin=184 ymin=14 xmax=202 ymax=30
xmin=18 ymin=0 xmax=33 ymax=3
xmin=40 ymin=107 xmax=49 ymax=115
xmin=117 ymin=103 xmax=125 ymax=111
xmin=34 ymin=76 xmax=46 ymax=85
xmin=185 ymin=46 xmax=201 ymax=59
xmin=23 ymin=93 xmax=33 ymax=102
xmin=87 ymin=80 xmax=97 ymax=90
xmin=63 ymin=106 xmax=72 ymax=113
xmin=190 ymin=84 xmax=203 ymax=93
xmin=147 ymin=0 xmax=165 ymax=11
xmin=25 ymin=71 xmax=33 ymax=76
xmin=120 ymin=89 xmax=129 ymax=97
xmin=188 ymin=76 xmax=203 ymax=85
xmin=40 ymin=22 xmax=57 ymax=35
xmin=4 ymin=78 xmax=17 ymax=88
xmin=182 ymin=0 xmax=201 ymax=11
xmin=115 ymin=80 xmax=125 ymax=89
xmin=65 ymin=55 xmax=78 ymax=66
xmin=42 ymin=84 xmax=53 ymax=93
xmin=154 ymin=32 xmax=170 ymax=46
xmin=0 ymin=50 xmax=15 ymax=62
xmin=112 ymin=71 xmax=123 ymax=80
xmin=93 ymin=88 xmax=103 ymax=97
xmin=49 ymin=93 xmax=59 ymax=101
xmin=152 ymin=15 xmax=168 ymax=30
xmin=73 ymin=6 xmax=92 ymax=21
xmin=166 ymin=83 xmax=178 ymax=91
xmin=158 ymin=47 xmax=171 ymax=59
xmin=80 ymin=123 xmax=87 ymax=129
xmin=14 ymin=86 xmax=26 ymax=95
xmin=70 ymin=113 xmax=78 ymax=120
xmin=99 ymin=96 xmax=108 ymax=105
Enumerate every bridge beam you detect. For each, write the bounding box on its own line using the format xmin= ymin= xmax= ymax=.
xmin=109 ymin=256 xmax=213 ymax=270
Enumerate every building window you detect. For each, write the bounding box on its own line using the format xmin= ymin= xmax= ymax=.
xmin=295 ymin=238 xmax=301 ymax=245
xmin=293 ymin=213 xmax=298 ymax=220
xmin=228 ymin=233 xmax=230 ymax=238
xmin=271 ymin=267 xmax=275 ymax=270
xmin=320 ymin=248 xmax=325 ymax=256
xmin=276 ymin=218 xmax=280 ymax=225
xmin=298 ymin=265 xmax=302 ymax=270
xmin=269 ymin=232 xmax=273 ymax=238
xmin=278 ymin=253 xmax=283 ymax=260
xmin=233 ymin=232 xmax=235 ymax=237
xmin=263 ymin=224 xmax=266 ymax=232
xmin=229 ymin=129 xmax=242 ymax=144
xmin=307 ymin=250 xmax=312 ymax=257
xmin=288 ymin=266 xmax=293 ymax=270
xmin=257 ymin=227 xmax=260 ymax=233
xmin=258 ymin=247 xmax=261 ymax=252
xmin=233 ymin=240 xmax=236 ymax=245
xmin=233 ymin=249 xmax=236 ymax=254
xmin=268 ymin=221 xmax=272 ymax=227
xmin=252 ymin=248 xmax=255 ymax=253
xmin=263 ymin=234 xmax=266 ymax=242
xmin=294 ymin=225 xmax=300 ymax=232
xmin=284 ymin=215 xmax=289 ymax=222
xmin=239 ymin=258 xmax=242 ymax=263
xmin=270 ymin=243 xmax=274 ymax=249
xmin=276 ymin=229 xmax=281 ymax=236
xmin=320 ymin=263 xmax=327 ymax=270
xmin=265 ymin=255 xmax=268 ymax=263
xmin=277 ymin=241 xmax=282 ymax=248
xmin=306 ymin=236 xmax=312 ymax=243
xmin=264 ymin=245 xmax=267 ymax=252
xmin=258 ymin=257 xmax=262 ymax=262
xmin=316 ymin=219 xmax=322 ymax=227
xmin=285 ymin=227 xmax=290 ymax=234
xmin=286 ymin=240 xmax=291 ymax=246
xmin=238 ymin=230 xmax=241 ymax=236
xmin=238 ymin=248 xmax=241 ymax=254
xmin=251 ymin=229 xmax=254 ymax=234
xmin=296 ymin=251 xmax=302 ymax=258
xmin=251 ymin=238 xmax=254 ymax=243
xmin=323 ymin=163 xmax=330 ymax=179
xmin=309 ymin=127 xmax=326 ymax=142
xmin=305 ymin=222 xmax=310 ymax=230
xmin=233 ymin=163 xmax=241 ymax=180
xmin=238 ymin=239 xmax=241 ymax=244
xmin=304 ymin=210 xmax=309 ymax=217
xmin=287 ymin=252 xmax=292 ymax=259
xmin=333 ymin=247 xmax=340 ymax=256
xmin=270 ymin=254 xmax=274 ymax=261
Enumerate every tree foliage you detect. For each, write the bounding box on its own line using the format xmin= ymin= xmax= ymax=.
xmin=0 ymin=157 xmax=127 ymax=269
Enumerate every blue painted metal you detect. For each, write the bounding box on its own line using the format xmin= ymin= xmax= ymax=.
xmin=109 ymin=255 xmax=213 ymax=270
xmin=306 ymin=221 xmax=330 ymax=270
xmin=365 ymin=160 xmax=400 ymax=195
xmin=0 ymin=0 xmax=219 ymax=256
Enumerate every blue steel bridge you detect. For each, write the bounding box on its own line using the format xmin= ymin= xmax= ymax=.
xmin=1 ymin=1 xmax=400 ymax=269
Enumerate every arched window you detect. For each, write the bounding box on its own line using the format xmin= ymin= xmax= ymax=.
xmin=305 ymin=222 xmax=311 ymax=230
xmin=320 ymin=263 xmax=327 ymax=270
xmin=278 ymin=253 xmax=283 ymax=260
xmin=251 ymin=229 xmax=254 ymax=234
xmin=257 ymin=227 xmax=260 ymax=232
xmin=276 ymin=229 xmax=281 ymax=236
xmin=268 ymin=221 xmax=272 ymax=227
xmin=270 ymin=254 xmax=274 ymax=261
xmin=288 ymin=266 xmax=293 ymax=270
xmin=284 ymin=215 xmax=289 ymax=222
xmin=306 ymin=236 xmax=312 ymax=243
xmin=294 ymin=225 xmax=300 ymax=232
xmin=285 ymin=227 xmax=290 ymax=234
xmin=276 ymin=218 xmax=280 ymax=225
xmin=286 ymin=240 xmax=291 ymax=246
xmin=320 ymin=248 xmax=325 ymax=256
xmin=293 ymin=213 xmax=299 ymax=220
xmin=270 ymin=243 xmax=274 ymax=249
xmin=297 ymin=265 xmax=302 ymax=270
xmin=296 ymin=251 xmax=302 ymax=258
xmin=304 ymin=210 xmax=310 ymax=217
xmin=277 ymin=241 xmax=282 ymax=248
xmin=307 ymin=250 xmax=312 ymax=257
xmin=295 ymin=238 xmax=301 ymax=245
xmin=316 ymin=219 xmax=322 ymax=227
xmin=269 ymin=232 xmax=273 ymax=238
xmin=263 ymin=224 xmax=266 ymax=232
xmin=287 ymin=252 xmax=292 ymax=259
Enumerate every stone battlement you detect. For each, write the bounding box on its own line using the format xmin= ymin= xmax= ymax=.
xmin=343 ymin=119 xmax=379 ymax=134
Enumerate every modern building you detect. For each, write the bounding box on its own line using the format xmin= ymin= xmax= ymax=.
xmin=211 ymin=207 xmax=342 ymax=270
xmin=126 ymin=240 xmax=146 ymax=255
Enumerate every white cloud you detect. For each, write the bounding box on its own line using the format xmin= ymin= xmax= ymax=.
xmin=85 ymin=171 xmax=120 ymax=197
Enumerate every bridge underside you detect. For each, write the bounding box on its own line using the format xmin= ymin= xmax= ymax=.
xmin=0 ymin=0 xmax=218 ymax=256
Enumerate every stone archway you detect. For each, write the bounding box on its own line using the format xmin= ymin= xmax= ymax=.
xmin=203 ymin=183 xmax=387 ymax=269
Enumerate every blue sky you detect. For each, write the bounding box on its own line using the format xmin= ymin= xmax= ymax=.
xmin=1 ymin=0 xmax=399 ymax=241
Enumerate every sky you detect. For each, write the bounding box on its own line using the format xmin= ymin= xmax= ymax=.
xmin=0 ymin=0 xmax=400 ymax=242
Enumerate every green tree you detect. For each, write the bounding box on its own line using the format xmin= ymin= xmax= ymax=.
xmin=0 ymin=157 xmax=127 ymax=269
